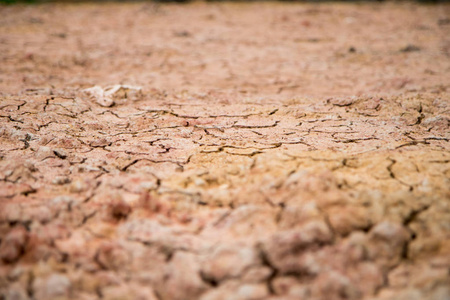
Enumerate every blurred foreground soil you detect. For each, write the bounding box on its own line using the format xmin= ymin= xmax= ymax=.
xmin=0 ymin=2 xmax=449 ymax=300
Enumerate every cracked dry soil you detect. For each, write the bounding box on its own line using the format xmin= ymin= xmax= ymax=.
xmin=1 ymin=2 xmax=450 ymax=300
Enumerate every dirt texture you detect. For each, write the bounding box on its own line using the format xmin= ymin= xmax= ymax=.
xmin=1 ymin=2 xmax=450 ymax=300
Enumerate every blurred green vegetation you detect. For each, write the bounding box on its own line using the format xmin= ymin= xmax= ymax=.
xmin=1 ymin=0 xmax=36 ymax=4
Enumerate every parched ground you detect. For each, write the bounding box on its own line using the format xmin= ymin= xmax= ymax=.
xmin=0 ymin=2 xmax=450 ymax=300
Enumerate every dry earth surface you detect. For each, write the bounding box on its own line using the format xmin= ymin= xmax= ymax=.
xmin=1 ymin=2 xmax=450 ymax=300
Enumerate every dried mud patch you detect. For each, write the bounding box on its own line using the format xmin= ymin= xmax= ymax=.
xmin=1 ymin=2 xmax=449 ymax=300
